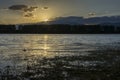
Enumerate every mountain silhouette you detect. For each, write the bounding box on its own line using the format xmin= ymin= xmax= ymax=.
xmin=38 ymin=16 xmax=120 ymax=26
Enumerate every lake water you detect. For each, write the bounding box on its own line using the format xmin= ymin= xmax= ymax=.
xmin=0 ymin=34 xmax=120 ymax=80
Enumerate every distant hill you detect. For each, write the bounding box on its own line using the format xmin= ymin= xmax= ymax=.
xmin=37 ymin=16 xmax=120 ymax=26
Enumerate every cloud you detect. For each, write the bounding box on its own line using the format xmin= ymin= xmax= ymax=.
xmin=42 ymin=7 xmax=49 ymax=10
xmin=24 ymin=13 xmax=34 ymax=17
xmin=88 ymin=12 xmax=96 ymax=17
xmin=8 ymin=5 xmax=28 ymax=11
xmin=8 ymin=4 xmax=38 ymax=18
xmin=24 ymin=6 xmax=38 ymax=12
xmin=8 ymin=4 xmax=38 ymax=12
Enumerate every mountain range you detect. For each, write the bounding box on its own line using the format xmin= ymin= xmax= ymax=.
xmin=38 ymin=16 xmax=120 ymax=26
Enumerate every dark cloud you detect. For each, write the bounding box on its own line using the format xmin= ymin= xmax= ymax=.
xmin=24 ymin=6 xmax=38 ymax=12
xmin=8 ymin=4 xmax=38 ymax=18
xmin=8 ymin=5 xmax=28 ymax=11
xmin=8 ymin=4 xmax=38 ymax=12
xmin=24 ymin=13 xmax=34 ymax=17
xmin=42 ymin=7 xmax=49 ymax=10
xmin=88 ymin=12 xmax=96 ymax=17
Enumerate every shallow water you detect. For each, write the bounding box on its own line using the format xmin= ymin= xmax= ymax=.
xmin=0 ymin=34 xmax=120 ymax=67
xmin=0 ymin=34 xmax=120 ymax=80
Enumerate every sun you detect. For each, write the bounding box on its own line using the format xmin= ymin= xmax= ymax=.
xmin=43 ymin=18 xmax=49 ymax=22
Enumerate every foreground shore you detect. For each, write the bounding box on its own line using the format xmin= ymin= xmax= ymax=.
xmin=0 ymin=48 xmax=120 ymax=80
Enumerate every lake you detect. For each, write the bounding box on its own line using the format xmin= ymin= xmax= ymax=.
xmin=0 ymin=34 xmax=120 ymax=80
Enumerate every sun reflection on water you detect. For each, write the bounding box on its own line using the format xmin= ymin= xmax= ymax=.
xmin=42 ymin=35 xmax=50 ymax=50
xmin=42 ymin=35 xmax=51 ymax=57
xmin=21 ymin=35 xmax=52 ymax=58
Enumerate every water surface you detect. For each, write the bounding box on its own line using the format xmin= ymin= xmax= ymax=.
xmin=0 ymin=34 xmax=120 ymax=80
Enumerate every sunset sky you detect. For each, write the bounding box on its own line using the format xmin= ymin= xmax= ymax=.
xmin=0 ymin=0 xmax=120 ymax=24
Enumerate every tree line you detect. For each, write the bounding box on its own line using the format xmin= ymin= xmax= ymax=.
xmin=0 ymin=24 xmax=120 ymax=34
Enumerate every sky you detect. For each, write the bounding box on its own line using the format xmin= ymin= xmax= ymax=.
xmin=0 ymin=0 xmax=120 ymax=24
